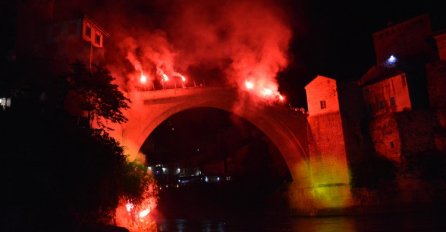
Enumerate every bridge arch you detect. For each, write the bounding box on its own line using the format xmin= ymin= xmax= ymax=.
xmin=109 ymin=87 xmax=311 ymax=186
xmin=109 ymin=87 xmax=355 ymax=215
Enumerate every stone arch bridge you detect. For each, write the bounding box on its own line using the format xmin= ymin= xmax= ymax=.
xmin=108 ymin=87 xmax=352 ymax=215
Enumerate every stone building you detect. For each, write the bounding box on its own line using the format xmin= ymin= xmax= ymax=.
xmin=360 ymin=14 xmax=442 ymax=163
xmin=305 ymin=75 xmax=367 ymax=185
xmin=426 ymin=31 xmax=446 ymax=152
xmin=15 ymin=0 xmax=108 ymax=71
xmin=305 ymin=14 xmax=445 ymax=173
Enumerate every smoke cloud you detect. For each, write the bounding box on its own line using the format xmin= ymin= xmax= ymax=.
xmin=89 ymin=0 xmax=291 ymax=97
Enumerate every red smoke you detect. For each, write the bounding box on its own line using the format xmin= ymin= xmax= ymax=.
xmin=92 ymin=0 xmax=291 ymax=98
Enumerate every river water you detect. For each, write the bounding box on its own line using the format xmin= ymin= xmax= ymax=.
xmin=149 ymin=184 xmax=446 ymax=232
xmin=154 ymin=212 xmax=446 ymax=232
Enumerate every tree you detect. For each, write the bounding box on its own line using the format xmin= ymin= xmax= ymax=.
xmin=66 ymin=61 xmax=129 ymax=129
xmin=0 ymin=60 xmax=151 ymax=230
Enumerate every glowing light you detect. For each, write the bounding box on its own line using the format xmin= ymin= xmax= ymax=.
xmin=279 ymin=94 xmax=285 ymax=101
xmin=245 ymin=81 xmax=254 ymax=90
xmin=138 ymin=208 xmax=151 ymax=218
xmin=115 ymin=181 xmax=158 ymax=231
xmin=125 ymin=202 xmax=134 ymax=212
xmin=139 ymin=74 xmax=147 ymax=84
xmin=241 ymin=80 xmax=286 ymax=103
xmin=262 ymin=88 xmax=273 ymax=96
xmin=175 ymin=72 xmax=187 ymax=82
xmin=387 ymin=54 xmax=397 ymax=64
xmin=162 ymin=73 xmax=169 ymax=82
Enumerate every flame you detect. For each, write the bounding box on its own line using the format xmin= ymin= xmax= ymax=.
xmin=279 ymin=94 xmax=285 ymax=101
xmin=138 ymin=208 xmax=151 ymax=218
xmin=125 ymin=202 xmax=134 ymax=212
xmin=242 ymin=79 xmax=286 ymax=103
xmin=162 ymin=73 xmax=169 ymax=82
xmin=158 ymin=69 xmax=170 ymax=82
xmin=262 ymin=88 xmax=273 ymax=96
xmin=139 ymin=73 xmax=147 ymax=84
xmin=245 ymin=81 xmax=254 ymax=90
xmin=178 ymin=73 xmax=187 ymax=82
xmin=115 ymin=181 xmax=158 ymax=231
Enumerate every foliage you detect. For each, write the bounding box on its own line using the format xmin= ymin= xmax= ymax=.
xmin=67 ymin=61 xmax=129 ymax=129
xmin=0 ymin=60 xmax=148 ymax=229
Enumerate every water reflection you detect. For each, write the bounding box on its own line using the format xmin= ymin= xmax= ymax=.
xmin=153 ymin=212 xmax=446 ymax=232
xmin=292 ymin=217 xmax=355 ymax=232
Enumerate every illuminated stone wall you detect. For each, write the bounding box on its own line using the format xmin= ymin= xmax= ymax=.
xmin=305 ymin=76 xmax=354 ymax=212
xmin=369 ymin=115 xmax=401 ymax=162
xmin=305 ymin=75 xmax=340 ymax=117
xmin=434 ymin=32 xmax=446 ymax=61
xmin=362 ymin=74 xmax=412 ymax=116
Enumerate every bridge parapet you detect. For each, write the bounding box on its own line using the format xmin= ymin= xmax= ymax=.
xmin=126 ymin=87 xmax=236 ymax=101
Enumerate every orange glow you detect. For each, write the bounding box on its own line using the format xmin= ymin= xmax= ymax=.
xmin=125 ymin=202 xmax=134 ymax=212
xmin=138 ymin=208 xmax=151 ymax=218
xmin=157 ymin=69 xmax=170 ymax=82
xmin=242 ymin=79 xmax=285 ymax=103
xmin=245 ymin=81 xmax=254 ymax=90
xmin=115 ymin=181 xmax=158 ymax=231
xmin=262 ymin=88 xmax=273 ymax=96
xmin=174 ymin=72 xmax=187 ymax=82
xmin=139 ymin=74 xmax=147 ymax=84
xmin=107 ymin=1 xmax=291 ymax=103
xmin=279 ymin=94 xmax=285 ymax=101
xmin=162 ymin=73 xmax=169 ymax=82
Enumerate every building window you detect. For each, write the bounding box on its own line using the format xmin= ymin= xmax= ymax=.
xmin=390 ymin=141 xmax=395 ymax=149
xmin=95 ymin=33 xmax=101 ymax=44
xmin=85 ymin=25 xmax=91 ymax=37
xmin=320 ymin=100 xmax=326 ymax=109
xmin=0 ymin=97 xmax=11 ymax=110
xmin=390 ymin=96 xmax=396 ymax=107
xmin=379 ymin=100 xmax=385 ymax=109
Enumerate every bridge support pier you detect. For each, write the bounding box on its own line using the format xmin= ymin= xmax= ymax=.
xmin=288 ymin=182 xmax=353 ymax=216
xmin=287 ymin=156 xmax=354 ymax=216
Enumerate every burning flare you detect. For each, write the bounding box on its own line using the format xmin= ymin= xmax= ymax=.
xmin=139 ymin=73 xmax=147 ymax=84
xmin=115 ymin=182 xmax=158 ymax=231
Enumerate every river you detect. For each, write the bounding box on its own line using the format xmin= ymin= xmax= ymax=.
xmin=153 ymin=212 xmax=446 ymax=232
xmin=147 ymin=183 xmax=446 ymax=232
